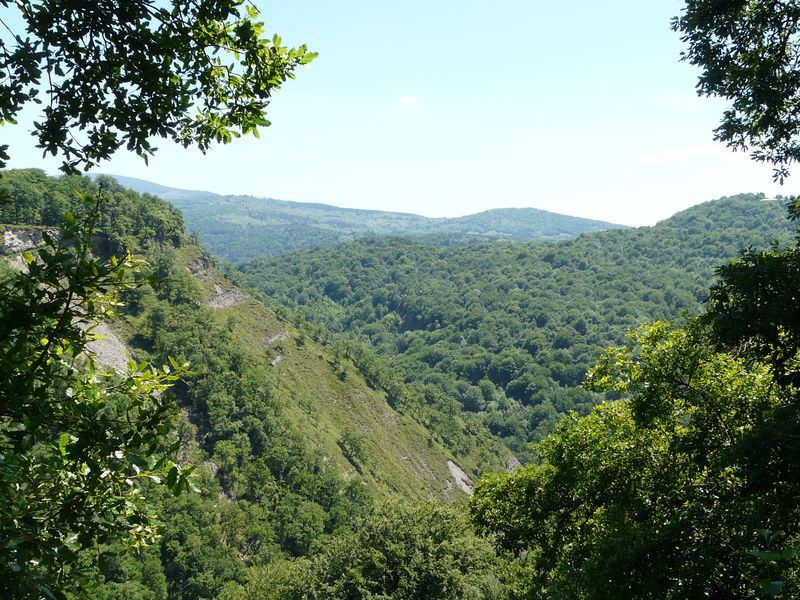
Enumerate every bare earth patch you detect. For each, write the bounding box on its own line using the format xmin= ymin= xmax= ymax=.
xmin=85 ymin=322 xmax=130 ymax=374
xmin=447 ymin=459 xmax=473 ymax=494
xmin=207 ymin=283 xmax=247 ymax=308
xmin=265 ymin=330 xmax=290 ymax=346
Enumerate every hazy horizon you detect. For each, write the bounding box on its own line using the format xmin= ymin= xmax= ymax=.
xmin=4 ymin=1 xmax=794 ymax=226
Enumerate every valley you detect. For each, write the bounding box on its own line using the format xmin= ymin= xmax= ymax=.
xmin=2 ymin=169 xmax=798 ymax=597
xmin=4 ymin=1 xmax=800 ymax=597
xmin=238 ymin=193 xmax=793 ymax=458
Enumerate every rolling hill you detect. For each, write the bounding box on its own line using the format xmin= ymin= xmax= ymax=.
xmin=107 ymin=174 xmax=625 ymax=262
xmin=238 ymin=194 xmax=795 ymax=459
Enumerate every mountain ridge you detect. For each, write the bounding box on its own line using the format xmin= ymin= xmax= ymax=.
xmin=104 ymin=173 xmax=623 ymax=223
xmin=102 ymin=174 xmax=626 ymax=262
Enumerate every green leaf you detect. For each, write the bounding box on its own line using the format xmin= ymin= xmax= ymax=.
xmin=58 ymin=433 xmax=69 ymax=456
xmin=165 ymin=464 xmax=179 ymax=492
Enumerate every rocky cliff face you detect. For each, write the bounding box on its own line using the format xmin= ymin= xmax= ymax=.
xmin=0 ymin=227 xmax=56 ymax=255
xmin=1 ymin=226 xmax=131 ymax=373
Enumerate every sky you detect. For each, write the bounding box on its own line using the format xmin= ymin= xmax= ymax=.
xmin=3 ymin=1 xmax=793 ymax=226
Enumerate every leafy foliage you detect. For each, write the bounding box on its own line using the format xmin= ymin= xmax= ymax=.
xmin=0 ymin=191 xmax=193 ymax=598
xmin=704 ymin=237 xmax=800 ymax=387
xmin=469 ymin=200 xmax=800 ymax=597
xmin=0 ymin=0 xmax=316 ymax=171
xmin=221 ymin=502 xmax=509 ymax=600
xmin=472 ymin=318 xmax=800 ymax=598
xmin=673 ymin=0 xmax=800 ymax=181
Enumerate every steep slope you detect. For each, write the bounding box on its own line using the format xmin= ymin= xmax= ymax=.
xmin=239 ymin=194 xmax=795 ymax=458
xmin=1 ymin=168 xmax=510 ymax=597
xmin=1 ymin=169 xmax=504 ymax=501
xmin=167 ymin=243 xmax=506 ymax=499
xmin=106 ymin=174 xmax=625 ymax=262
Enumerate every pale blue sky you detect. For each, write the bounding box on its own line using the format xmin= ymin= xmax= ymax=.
xmin=4 ymin=1 xmax=791 ymax=225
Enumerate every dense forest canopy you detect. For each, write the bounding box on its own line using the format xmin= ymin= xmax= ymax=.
xmin=239 ymin=194 xmax=794 ymax=458
xmin=0 ymin=169 xmax=184 ymax=248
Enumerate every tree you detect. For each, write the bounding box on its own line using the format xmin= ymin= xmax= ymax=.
xmin=673 ymin=1 xmax=800 ymax=182
xmin=0 ymin=2 xmax=315 ymax=596
xmin=338 ymin=428 xmax=368 ymax=465
xmin=471 ymin=320 xmax=800 ymax=598
xmin=0 ymin=194 xmax=198 ymax=598
xmin=703 ymin=217 xmax=800 ymax=387
xmin=0 ymin=0 xmax=316 ymax=171
xmin=222 ymin=502 xmax=509 ymax=600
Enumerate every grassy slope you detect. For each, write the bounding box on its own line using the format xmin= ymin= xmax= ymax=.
xmin=144 ymin=243 xmax=509 ymax=500
xmin=0 ymin=227 xmax=509 ymax=501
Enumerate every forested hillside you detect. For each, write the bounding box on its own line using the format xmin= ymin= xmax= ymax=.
xmin=239 ymin=195 xmax=794 ymax=458
xmin=0 ymin=169 xmax=511 ymax=598
xmin=4 ymin=172 xmax=799 ymax=598
xmin=5 ymin=0 xmax=800 ymax=595
xmin=111 ymin=175 xmax=625 ymax=262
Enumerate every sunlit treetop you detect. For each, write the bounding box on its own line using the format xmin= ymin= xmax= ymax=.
xmin=0 ymin=0 xmax=316 ymax=172
xmin=674 ymin=0 xmax=800 ymax=182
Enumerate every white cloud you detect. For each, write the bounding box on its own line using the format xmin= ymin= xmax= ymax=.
xmin=399 ymin=95 xmax=418 ymax=105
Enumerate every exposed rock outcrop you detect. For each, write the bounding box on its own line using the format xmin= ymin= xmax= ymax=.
xmin=447 ymin=459 xmax=473 ymax=494
xmin=0 ymin=227 xmax=56 ymax=255
xmin=207 ymin=282 xmax=247 ymax=308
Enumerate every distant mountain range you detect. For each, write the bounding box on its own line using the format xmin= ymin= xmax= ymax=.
xmin=107 ymin=175 xmax=626 ymax=263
